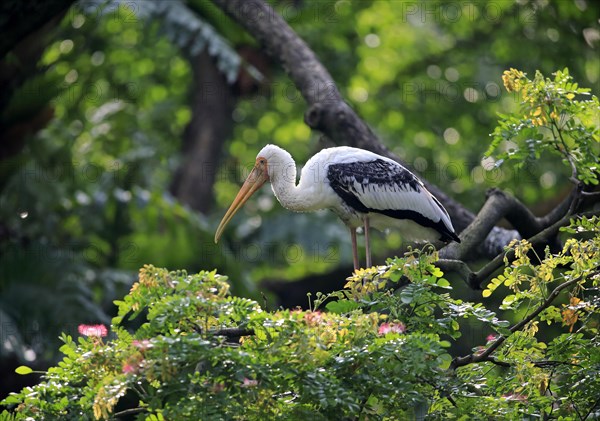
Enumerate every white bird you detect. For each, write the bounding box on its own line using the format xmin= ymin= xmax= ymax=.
xmin=215 ymin=144 xmax=460 ymax=270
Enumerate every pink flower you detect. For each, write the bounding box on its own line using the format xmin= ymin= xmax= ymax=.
xmin=78 ymin=324 xmax=108 ymax=337
xmin=474 ymin=346 xmax=486 ymax=356
xmin=378 ymin=322 xmax=406 ymax=336
xmin=486 ymin=334 xmax=498 ymax=342
xmin=241 ymin=377 xmax=258 ymax=388
xmin=304 ymin=311 xmax=324 ymax=326
xmin=122 ymin=356 xmax=144 ymax=374
xmin=122 ymin=363 xmax=137 ymax=374
xmin=132 ymin=339 xmax=153 ymax=350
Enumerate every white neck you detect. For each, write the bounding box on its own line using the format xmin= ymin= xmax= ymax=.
xmin=269 ymin=153 xmax=319 ymax=212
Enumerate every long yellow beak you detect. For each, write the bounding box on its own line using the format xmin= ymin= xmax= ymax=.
xmin=214 ymin=164 xmax=269 ymax=243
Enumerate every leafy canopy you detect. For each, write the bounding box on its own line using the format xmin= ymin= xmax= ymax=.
xmin=3 ymin=216 xmax=599 ymax=419
xmin=488 ymin=68 xmax=599 ymax=185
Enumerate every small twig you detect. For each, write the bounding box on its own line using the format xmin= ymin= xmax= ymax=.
xmin=583 ymin=395 xmax=600 ymax=420
xmin=450 ymin=271 xmax=594 ymax=370
xmin=552 ymin=120 xmax=578 ymax=183
xmin=472 ymin=209 xmax=600 ymax=288
xmin=509 ymin=277 xmax=585 ymax=336
xmin=436 ymin=259 xmax=476 ymax=288
xmin=581 ymin=190 xmax=600 ymax=197
xmin=112 ymin=407 xmax=147 ymax=418
xmin=572 ymin=397 xmax=585 ymax=421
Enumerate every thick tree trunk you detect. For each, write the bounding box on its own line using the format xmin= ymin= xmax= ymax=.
xmin=170 ymin=51 xmax=236 ymax=214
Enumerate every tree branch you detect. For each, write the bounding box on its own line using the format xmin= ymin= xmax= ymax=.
xmin=211 ymin=327 xmax=255 ymax=337
xmin=112 ymin=407 xmax=147 ymax=418
xmin=450 ymin=269 xmax=597 ymax=370
xmin=209 ymin=0 xmax=518 ymax=258
xmin=436 ymin=182 xmax=590 ymax=289
xmin=170 ymin=50 xmax=235 ymax=214
xmin=436 ymin=259 xmax=474 ymax=288
xmin=441 ymin=186 xmax=580 ymax=262
xmin=471 ymin=209 xmax=600 ymax=289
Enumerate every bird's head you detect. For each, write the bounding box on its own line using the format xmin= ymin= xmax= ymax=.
xmin=214 ymin=145 xmax=285 ymax=243
xmin=253 ymin=144 xmax=294 ymax=182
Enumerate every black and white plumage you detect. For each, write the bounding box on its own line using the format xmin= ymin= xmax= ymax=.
xmin=215 ymin=144 xmax=460 ymax=270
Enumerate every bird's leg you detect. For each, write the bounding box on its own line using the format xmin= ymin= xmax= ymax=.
xmin=364 ymin=216 xmax=372 ymax=268
xmin=350 ymin=227 xmax=359 ymax=271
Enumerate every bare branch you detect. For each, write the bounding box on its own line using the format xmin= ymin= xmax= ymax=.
xmin=436 ymin=259 xmax=476 ymax=289
xmin=539 ymin=185 xmax=581 ymax=227
xmin=441 ymin=189 xmax=521 ymax=261
xmin=441 ymin=186 xmax=581 ymax=262
xmin=112 ymin=407 xmax=147 ymax=418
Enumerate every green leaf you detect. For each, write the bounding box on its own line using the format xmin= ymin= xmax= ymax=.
xmin=325 ymin=300 xmax=361 ymax=314
xmin=389 ymin=271 xmax=402 ymax=282
xmin=430 ymin=267 xmax=444 ymax=277
xmin=15 ymin=366 xmax=33 ymax=375
xmin=438 ymin=353 xmax=452 ymax=369
xmin=436 ymin=278 xmax=451 ymax=289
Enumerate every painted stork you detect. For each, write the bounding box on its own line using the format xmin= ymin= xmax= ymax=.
xmin=214 ymin=144 xmax=460 ymax=270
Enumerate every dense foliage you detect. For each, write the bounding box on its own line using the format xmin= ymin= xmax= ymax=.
xmin=489 ymin=68 xmax=599 ymax=185
xmin=2 ymin=219 xmax=598 ymax=419
xmin=2 ymin=67 xmax=599 ymax=419
xmin=0 ymin=2 xmax=246 ymax=364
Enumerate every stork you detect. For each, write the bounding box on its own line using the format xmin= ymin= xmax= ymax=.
xmin=214 ymin=144 xmax=460 ymax=270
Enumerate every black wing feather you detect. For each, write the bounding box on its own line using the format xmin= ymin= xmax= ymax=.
xmin=327 ymin=159 xmax=460 ymax=243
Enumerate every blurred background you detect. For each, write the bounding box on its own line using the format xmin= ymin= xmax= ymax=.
xmin=0 ymin=0 xmax=598 ymax=398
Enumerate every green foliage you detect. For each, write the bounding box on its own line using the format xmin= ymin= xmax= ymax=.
xmin=1 ymin=264 xmax=452 ymax=419
xmin=4 ymin=223 xmax=599 ymax=419
xmin=487 ymin=68 xmax=600 ymax=185
xmin=78 ymin=0 xmax=244 ymax=83
xmin=316 ymin=247 xmax=510 ymax=341
xmin=0 ymin=2 xmax=246 ymax=363
xmin=13 ymin=367 xmax=32 ymax=376
xmin=462 ymin=216 xmax=600 ymax=419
